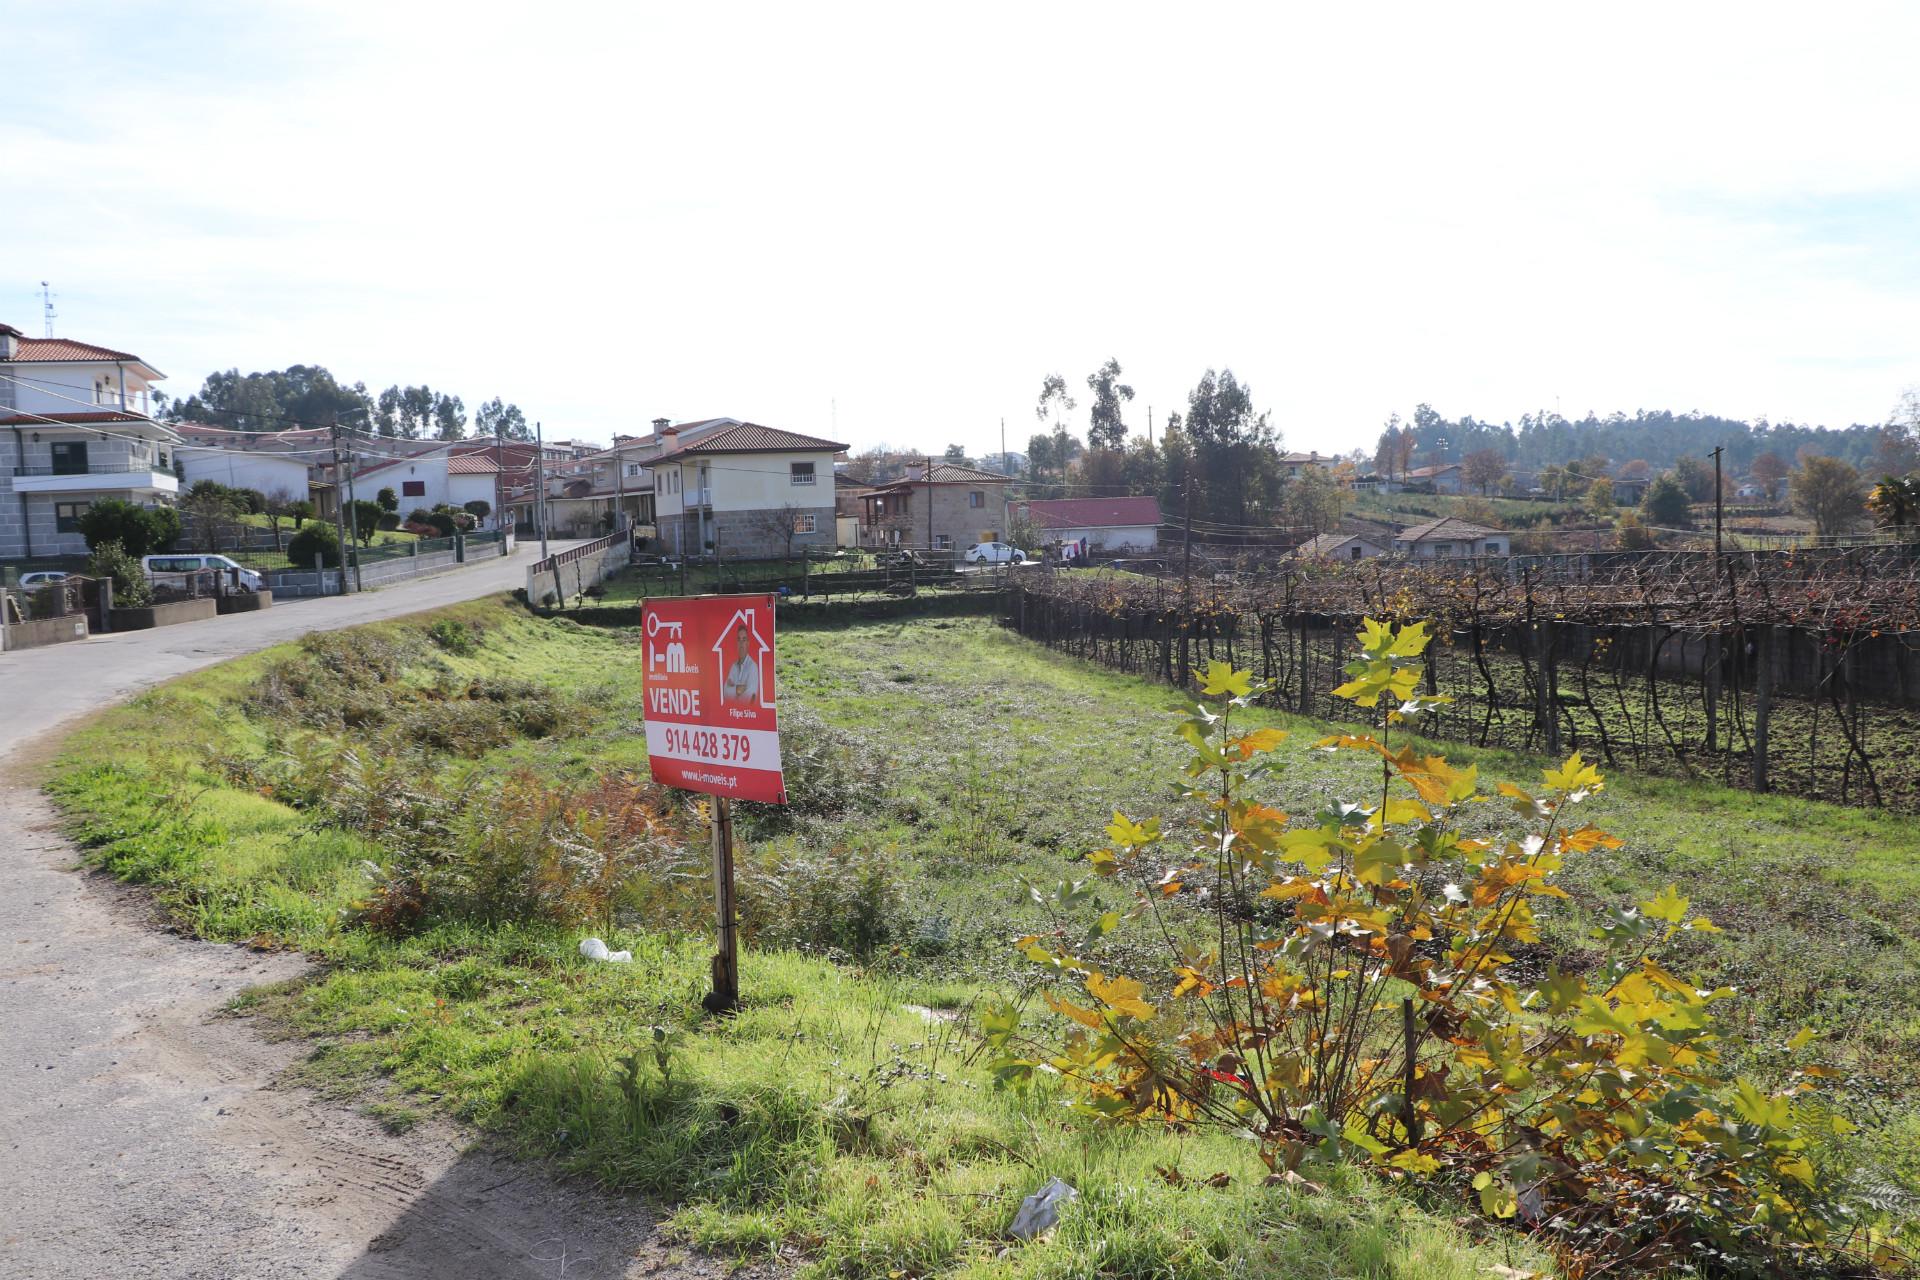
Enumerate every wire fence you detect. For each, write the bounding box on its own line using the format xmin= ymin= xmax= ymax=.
xmin=1004 ymin=547 xmax=1920 ymax=813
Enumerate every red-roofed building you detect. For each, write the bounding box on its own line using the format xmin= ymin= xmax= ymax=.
xmin=649 ymin=420 xmax=847 ymax=556
xmin=1 ymin=321 xmax=180 ymax=560
xmin=859 ymin=462 xmax=1013 ymax=551
xmin=1016 ymin=496 xmax=1162 ymax=553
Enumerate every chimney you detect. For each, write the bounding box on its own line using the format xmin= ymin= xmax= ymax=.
xmin=0 ymin=322 xmax=21 ymax=360
xmin=651 ymin=417 xmax=671 ymax=434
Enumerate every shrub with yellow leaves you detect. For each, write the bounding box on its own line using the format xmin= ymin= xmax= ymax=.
xmin=985 ymin=618 xmax=1900 ymax=1276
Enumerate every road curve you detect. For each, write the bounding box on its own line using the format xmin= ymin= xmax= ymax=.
xmin=0 ymin=545 xmax=740 ymax=1280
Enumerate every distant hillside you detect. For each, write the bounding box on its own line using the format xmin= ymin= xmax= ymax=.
xmin=1384 ymin=405 xmax=1906 ymax=476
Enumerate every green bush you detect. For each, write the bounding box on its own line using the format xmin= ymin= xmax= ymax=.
xmin=286 ymin=521 xmax=341 ymax=569
xmin=86 ymin=539 xmax=153 ymax=607
xmin=77 ymin=499 xmax=179 ymax=558
xmin=376 ymin=487 xmax=399 ymax=513
xmin=740 ymin=841 xmax=911 ymax=960
xmin=347 ymin=500 xmax=384 ymax=544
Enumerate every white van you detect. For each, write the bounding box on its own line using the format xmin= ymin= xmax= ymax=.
xmin=142 ymin=554 xmax=265 ymax=593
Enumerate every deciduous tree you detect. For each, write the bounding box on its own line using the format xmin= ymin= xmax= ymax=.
xmin=1461 ymin=448 xmax=1507 ymax=495
xmin=1791 ymin=455 xmax=1865 ymax=535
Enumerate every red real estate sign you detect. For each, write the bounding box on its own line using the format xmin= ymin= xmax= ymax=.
xmin=640 ymin=594 xmax=786 ymax=804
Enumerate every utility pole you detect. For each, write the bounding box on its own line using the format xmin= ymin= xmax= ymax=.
xmin=1712 ymin=445 xmax=1725 ymax=559
xmin=327 ymin=421 xmax=352 ymax=595
xmin=343 ymin=440 xmax=364 ymax=592
xmin=534 ymin=420 xmax=550 ymax=561
xmin=1148 ymin=405 xmax=1154 ymax=449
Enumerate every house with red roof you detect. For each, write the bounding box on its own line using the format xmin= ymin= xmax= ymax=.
xmin=1016 ymin=495 xmax=1162 ymax=554
xmin=0 ymin=321 xmax=181 ymax=561
xmin=859 ymin=461 xmax=1014 ymax=552
xmin=647 ymin=420 xmax=847 ymax=557
xmin=354 ymin=444 xmax=503 ymax=527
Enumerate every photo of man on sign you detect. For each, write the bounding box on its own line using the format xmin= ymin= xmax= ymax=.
xmin=722 ymin=623 xmax=760 ymax=705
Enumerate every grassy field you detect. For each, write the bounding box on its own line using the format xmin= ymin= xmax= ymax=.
xmin=44 ymin=601 xmax=1920 ymax=1274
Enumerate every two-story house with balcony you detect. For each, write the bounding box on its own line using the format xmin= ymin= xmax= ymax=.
xmin=0 ymin=322 xmax=181 ymax=562
xmin=646 ymin=420 xmax=845 ymax=557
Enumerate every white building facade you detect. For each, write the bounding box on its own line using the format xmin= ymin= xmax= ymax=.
xmin=0 ymin=323 xmax=180 ymax=561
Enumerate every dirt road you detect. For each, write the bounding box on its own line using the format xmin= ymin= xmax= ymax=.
xmin=0 ymin=548 xmax=723 ymax=1279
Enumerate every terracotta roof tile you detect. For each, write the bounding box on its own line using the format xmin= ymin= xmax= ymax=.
xmin=6 ymin=337 xmax=147 ymax=363
xmin=446 ymin=454 xmax=499 ymax=474
xmin=652 ymin=422 xmax=848 ymax=460
xmin=1022 ymin=496 xmax=1162 ymax=528
xmin=1395 ymin=515 xmax=1499 ymax=542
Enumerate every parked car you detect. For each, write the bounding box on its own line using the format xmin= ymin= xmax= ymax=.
xmin=142 ymin=553 xmax=265 ymax=593
xmin=17 ymin=571 xmax=71 ymax=587
xmin=964 ymin=541 xmax=1027 ymax=565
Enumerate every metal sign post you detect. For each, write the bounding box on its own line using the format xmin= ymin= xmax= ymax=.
xmin=640 ymin=593 xmax=785 ymax=1013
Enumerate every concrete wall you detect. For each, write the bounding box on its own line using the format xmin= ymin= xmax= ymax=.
xmin=110 ymin=598 xmax=219 ymax=630
xmin=178 ymin=449 xmax=310 ymax=502
xmin=1049 ymin=523 xmax=1157 ymax=552
xmin=657 ymin=504 xmax=837 ymax=558
xmin=0 ymin=612 xmax=89 ymax=651
xmin=527 ymin=533 xmax=632 ymax=606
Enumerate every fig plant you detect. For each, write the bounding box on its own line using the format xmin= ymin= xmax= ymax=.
xmin=986 ymin=618 xmax=1894 ymax=1274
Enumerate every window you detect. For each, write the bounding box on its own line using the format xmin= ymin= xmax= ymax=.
xmin=50 ymin=441 xmax=88 ymax=475
xmin=790 ymin=462 xmax=815 ymax=486
xmin=1349 ymin=545 xmax=1363 ymax=560
xmin=1433 ymin=543 xmax=1452 ymax=556
xmin=627 ymin=462 xmax=641 ymax=476
xmin=402 ymin=480 xmax=426 ymax=497
xmin=933 ymin=534 xmax=952 ymax=550
xmin=968 ymin=490 xmax=984 ymax=508
xmin=793 ymin=514 xmax=816 ymax=534
xmin=1484 ymin=541 xmax=1502 ymax=554
xmin=55 ymin=501 xmax=91 ymax=533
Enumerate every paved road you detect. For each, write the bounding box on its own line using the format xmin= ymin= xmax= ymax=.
xmin=0 ymin=544 xmax=746 ymax=1279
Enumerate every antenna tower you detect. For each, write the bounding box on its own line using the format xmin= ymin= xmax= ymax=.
xmin=39 ymin=281 xmax=57 ymax=337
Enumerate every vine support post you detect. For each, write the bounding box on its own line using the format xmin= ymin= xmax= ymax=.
xmin=1751 ymin=624 xmax=1773 ymax=792
xmin=1704 ymin=629 xmax=1722 ymax=754
xmin=1401 ymin=996 xmax=1422 ymax=1145
xmin=1534 ymin=618 xmax=1561 ymax=756
xmin=1297 ymin=614 xmax=1312 ymax=715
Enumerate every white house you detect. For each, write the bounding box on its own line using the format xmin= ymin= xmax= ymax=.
xmin=1393 ymin=516 xmax=1507 ymax=557
xmin=1294 ymin=531 xmax=1389 ymax=561
xmin=355 ymin=445 xmax=503 ymax=527
xmin=647 ymin=420 xmax=846 ymax=557
xmin=1403 ymin=463 xmax=1466 ymax=495
xmin=176 ymin=425 xmax=320 ymax=511
xmin=1019 ymin=496 xmax=1162 ymax=553
xmin=0 ymin=322 xmax=180 ymax=561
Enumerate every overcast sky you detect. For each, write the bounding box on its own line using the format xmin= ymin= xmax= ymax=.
xmin=6 ymin=2 xmax=1918 ymax=454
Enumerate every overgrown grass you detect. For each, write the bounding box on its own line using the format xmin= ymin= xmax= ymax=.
xmin=45 ymin=599 xmax=1920 ymax=1274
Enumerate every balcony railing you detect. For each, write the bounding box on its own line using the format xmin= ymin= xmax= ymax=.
xmin=13 ymin=461 xmax=164 ymax=477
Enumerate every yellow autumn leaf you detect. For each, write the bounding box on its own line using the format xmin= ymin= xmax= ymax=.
xmin=1200 ymin=661 xmax=1255 ymax=698
xmin=1044 ymin=991 xmax=1106 ymax=1029
xmin=1387 ymin=620 xmax=1430 ymax=657
xmin=1086 ymin=972 xmax=1156 ymax=1020
xmin=1229 ymin=727 xmax=1290 ymax=759
xmin=1105 ymin=811 xmax=1160 ymax=848
xmin=1543 ymin=751 xmax=1604 ymax=794
xmin=1640 ymin=884 xmax=1689 ymax=924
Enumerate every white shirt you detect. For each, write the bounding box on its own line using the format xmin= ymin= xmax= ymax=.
xmin=724 ymin=654 xmax=760 ymax=703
